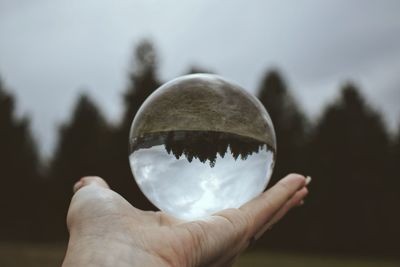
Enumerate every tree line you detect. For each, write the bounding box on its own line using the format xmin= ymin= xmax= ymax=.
xmin=0 ymin=40 xmax=399 ymax=257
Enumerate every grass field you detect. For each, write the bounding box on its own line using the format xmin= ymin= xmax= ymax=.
xmin=1 ymin=243 xmax=399 ymax=267
xmin=235 ymin=251 xmax=400 ymax=267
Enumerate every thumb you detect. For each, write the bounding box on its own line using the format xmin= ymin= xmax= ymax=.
xmin=67 ymin=176 xmax=113 ymax=231
xmin=73 ymin=176 xmax=110 ymax=193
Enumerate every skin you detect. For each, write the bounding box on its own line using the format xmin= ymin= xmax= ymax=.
xmin=62 ymin=174 xmax=309 ymax=267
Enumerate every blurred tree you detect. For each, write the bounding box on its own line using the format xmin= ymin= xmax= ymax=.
xmin=394 ymin=122 xmax=400 ymax=154
xmin=256 ymin=70 xmax=310 ymax=249
xmin=49 ymin=93 xmax=111 ymax=239
xmin=385 ymin=122 xmax=400 ymax=250
xmin=110 ymin=39 xmax=161 ymax=209
xmin=392 ymin=122 xmax=400 ymax=171
xmin=186 ymin=65 xmax=214 ymax=75
xmin=257 ymin=70 xmax=309 ymax=183
xmin=0 ymin=78 xmax=41 ymax=240
xmin=120 ymin=39 xmax=160 ymax=133
xmin=307 ymin=83 xmax=391 ymax=254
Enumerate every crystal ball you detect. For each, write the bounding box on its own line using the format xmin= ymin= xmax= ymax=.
xmin=129 ymin=74 xmax=276 ymax=220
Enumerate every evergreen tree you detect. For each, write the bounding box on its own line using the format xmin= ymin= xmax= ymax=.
xmin=308 ymin=83 xmax=390 ymax=253
xmin=257 ymin=70 xmax=309 ymax=183
xmin=120 ymin=39 xmax=160 ymax=133
xmin=0 ymin=78 xmax=40 ymax=240
xmin=49 ymin=93 xmax=111 ymax=238
xmin=109 ymin=40 xmax=161 ymax=209
xmin=385 ymin=122 xmax=400 ymax=251
xmin=186 ymin=66 xmax=214 ymax=75
xmin=393 ymin=123 xmax=400 ymax=171
xmin=256 ymin=70 xmax=310 ymax=249
xmin=395 ymin=123 xmax=400 ymax=152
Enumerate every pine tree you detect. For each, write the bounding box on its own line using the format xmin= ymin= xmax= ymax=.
xmin=0 ymin=78 xmax=40 ymax=240
xmin=257 ymin=70 xmax=309 ymax=183
xmin=120 ymin=39 xmax=160 ymax=133
xmin=186 ymin=66 xmax=214 ymax=75
xmin=308 ymin=83 xmax=390 ymax=253
xmin=109 ymin=40 xmax=161 ymax=209
xmin=393 ymin=123 xmax=400 ymax=170
xmin=49 ymin=93 xmax=111 ymax=238
xmin=256 ymin=70 xmax=310 ymax=249
xmin=385 ymin=122 xmax=400 ymax=251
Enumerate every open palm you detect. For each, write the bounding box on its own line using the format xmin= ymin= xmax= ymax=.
xmin=63 ymin=174 xmax=309 ymax=267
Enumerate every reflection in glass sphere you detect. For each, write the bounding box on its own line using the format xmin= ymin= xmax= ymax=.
xmin=129 ymin=74 xmax=276 ymax=220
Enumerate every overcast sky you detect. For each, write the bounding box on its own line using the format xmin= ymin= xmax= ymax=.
xmin=1 ymin=0 xmax=400 ymax=156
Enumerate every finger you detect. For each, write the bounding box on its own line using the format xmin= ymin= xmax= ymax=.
xmin=265 ymin=176 xmax=311 ymax=229
xmin=180 ymin=174 xmax=307 ymax=265
xmin=73 ymin=176 xmax=110 ymax=193
xmin=239 ymin=173 xmax=307 ymax=238
xmin=254 ymin=186 xmax=309 ymax=240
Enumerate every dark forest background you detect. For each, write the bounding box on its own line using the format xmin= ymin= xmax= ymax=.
xmin=0 ymin=40 xmax=399 ymax=258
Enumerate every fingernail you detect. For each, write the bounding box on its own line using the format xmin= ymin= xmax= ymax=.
xmin=305 ymin=176 xmax=312 ymax=185
xmin=298 ymin=200 xmax=305 ymax=206
xmin=73 ymin=180 xmax=83 ymax=193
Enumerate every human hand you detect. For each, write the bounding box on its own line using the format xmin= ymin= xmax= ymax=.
xmin=62 ymin=174 xmax=309 ymax=267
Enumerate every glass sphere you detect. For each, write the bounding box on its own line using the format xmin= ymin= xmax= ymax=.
xmin=129 ymin=74 xmax=276 ymax=220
